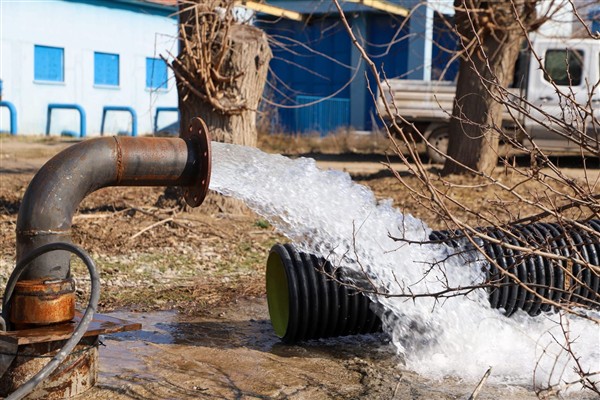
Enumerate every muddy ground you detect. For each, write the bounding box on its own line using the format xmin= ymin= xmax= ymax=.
xmin=0 ymin=135 xmax=598 ymax=399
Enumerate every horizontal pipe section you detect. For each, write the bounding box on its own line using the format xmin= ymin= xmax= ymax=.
xmin=16 ymin=136 xmax=201 ymax=281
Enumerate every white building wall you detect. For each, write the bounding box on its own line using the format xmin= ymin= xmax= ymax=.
xmin=0 ymin=0 xmax=179 ymax=136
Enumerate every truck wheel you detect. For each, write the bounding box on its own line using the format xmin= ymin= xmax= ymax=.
xmin=426 ymin=126 xmax=449 ymax=164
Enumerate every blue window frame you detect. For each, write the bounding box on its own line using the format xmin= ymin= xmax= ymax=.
xmin=146 ymin=57 xmax=168 ymax=89
xmin=94 ymin=52 xmax=119 ymax=86
xmin=34 ymin=45 xmax=64 ymax=82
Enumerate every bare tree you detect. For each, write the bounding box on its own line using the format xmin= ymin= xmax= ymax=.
xmin=171 ymin=0 xmax=272 ymax=146
xmin=332 ymin=0 xmax=599 ymax=394
xmin=442 ymin=0 xmax=543 ymax=175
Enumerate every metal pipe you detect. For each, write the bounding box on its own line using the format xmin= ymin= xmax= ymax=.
xmin=16 ymin=133 xmax=209 ymax=282
xmin=100 ymin=106 xmax=138 ymax=137
xmin=46 ymin=103 xmax=87 ymax=137
xmin=0 ymin=101 xmax=17 ymax=135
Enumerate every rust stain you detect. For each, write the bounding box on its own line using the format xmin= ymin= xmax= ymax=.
xmin=4 ymin=312 xmax=141 ymax=346
xmin=0 ymin=338 xmax=98 ymax=399
xmin=10 ymin=279 xmax=75 ymax=327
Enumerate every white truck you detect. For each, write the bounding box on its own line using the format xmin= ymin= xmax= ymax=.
xmin=377 ymin=37 xmax=600 ymax=162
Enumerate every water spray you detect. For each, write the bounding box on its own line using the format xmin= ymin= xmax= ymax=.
xmin=208 ymin=142 xmax=599 ymax=387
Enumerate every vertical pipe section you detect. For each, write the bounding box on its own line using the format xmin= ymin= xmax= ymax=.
xmin=16 ymin=136 xmax=202 ymax=281
xmin=0 ymin=101 xmax=17 ymax=135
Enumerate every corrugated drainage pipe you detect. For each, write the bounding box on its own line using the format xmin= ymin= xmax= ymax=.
xmin=267 ymin=220 xmax=600 ymax=343
xmin=267 ymin=244 xmax=382 ymax=343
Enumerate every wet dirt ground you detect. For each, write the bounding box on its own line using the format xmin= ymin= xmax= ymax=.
xmin=1 ymin=136 xmax=598 ymax=399
xmin=92 ymin=299 xmax=545 ymax=400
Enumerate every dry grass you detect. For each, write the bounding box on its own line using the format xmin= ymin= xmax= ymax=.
xmin=258 ymin=128 xmax=395 ymax=155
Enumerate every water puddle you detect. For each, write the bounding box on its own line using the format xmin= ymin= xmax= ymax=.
xmin=90 ymin=298 xmax=578 ymax=399
xmin=94 ymin=298 xmax=402 ymax=399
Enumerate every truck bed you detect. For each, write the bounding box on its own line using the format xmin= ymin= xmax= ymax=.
xmin=377 ymin=79 xmax=521 ymax=123
xmin=377 ymin=79 xmax=456 ymax=121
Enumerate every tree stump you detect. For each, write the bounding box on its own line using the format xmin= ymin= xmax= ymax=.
xmin=174 ymin=2 xmax=272 ymax=146
xmin=171 ymin=2 xmax=272 ymax=213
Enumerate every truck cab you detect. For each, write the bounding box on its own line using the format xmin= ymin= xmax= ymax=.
xmin=525 ymin=38 xmax=599 ymax=153
xmin=377 ymin=37 xmax=600 ymax=161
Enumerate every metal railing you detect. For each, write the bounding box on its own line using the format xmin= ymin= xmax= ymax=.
xmin=46 ymin=103 xmax=87 ymax=137
xmin=100 ymin=106 xmax=138 ymax=137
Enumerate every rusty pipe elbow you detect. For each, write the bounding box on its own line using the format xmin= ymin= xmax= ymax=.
xmin=16 ymin=119 xmax=211 ymax=281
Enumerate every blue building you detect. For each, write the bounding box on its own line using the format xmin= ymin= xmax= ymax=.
xmin=1 ymin=0 xmax=456 ymax=137
xmin=257 ymin=0 xmax=458 ymax=134
xmin=0 ymin=0 xmax=179 ymax=136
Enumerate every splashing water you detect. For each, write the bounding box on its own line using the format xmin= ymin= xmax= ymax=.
xmin=209 ymin=142 xmax=600 ymax=390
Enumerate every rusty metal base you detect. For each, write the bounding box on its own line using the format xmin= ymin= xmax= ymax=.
xmin=0 ymin=337 xmax=98 ymax=399
xmin=0 ymin=312 xmax=140 ymax=399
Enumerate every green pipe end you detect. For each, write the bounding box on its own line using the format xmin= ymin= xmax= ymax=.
xmin=266 ymin=250 xmax=289 ymax=338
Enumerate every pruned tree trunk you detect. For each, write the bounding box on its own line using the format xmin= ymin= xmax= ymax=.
xmin=173 ymin=1 xmax=272 ymax=146
xmin=442 ymin=0 xmax=537 ymax=175
xmin=163 ymin=1 xmax=271 ymax=213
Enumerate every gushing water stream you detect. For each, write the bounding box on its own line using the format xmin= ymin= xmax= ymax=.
xmin=209 ymin=142 xmax=599 ymax=391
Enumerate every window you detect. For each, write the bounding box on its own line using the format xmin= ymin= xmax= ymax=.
xmin=34 ymin=45 xmax=64 ymax=82
xmin=94 ymin=52 xmax=119 ymax=86
xmin=146 ymin=57 xmax=168 ymax=89
xmin=543 ymin=49 xmax=584 ymax=86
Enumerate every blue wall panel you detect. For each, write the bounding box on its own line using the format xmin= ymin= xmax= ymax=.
xmin=260 ymin=11 xmax=456 ymax=133
xmin=366 ymin=14 xmax=409 ymax=80
xmin=431 ymin=12 xmax=459 ymax=81
xmin=295 ymin=95 xmax=350 ymax=135
xmin=259 ymin=17 xmax=352 ymax=133
xmin=364 ymin=14 xmax=409 ymax=129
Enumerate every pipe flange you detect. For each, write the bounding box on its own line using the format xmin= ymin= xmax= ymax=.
xmin=10 ymin=278 xmax=76 ymax=327
xmin=181 ymin=117 xmax=212 ymax=207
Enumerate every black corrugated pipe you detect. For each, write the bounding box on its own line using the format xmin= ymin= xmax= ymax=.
xmin=267 ymin=220 xmax=600 ymax=343
xmin=266 ymin=244 xmax=382 ymax=343
xmin=432 ymin=220 xmax=600 ymax=316
xmin=7 ymin=118 xmax=211 ymax=327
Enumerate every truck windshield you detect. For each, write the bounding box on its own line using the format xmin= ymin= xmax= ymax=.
xmin=543 ymin=49 xmax=584 ymax=86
